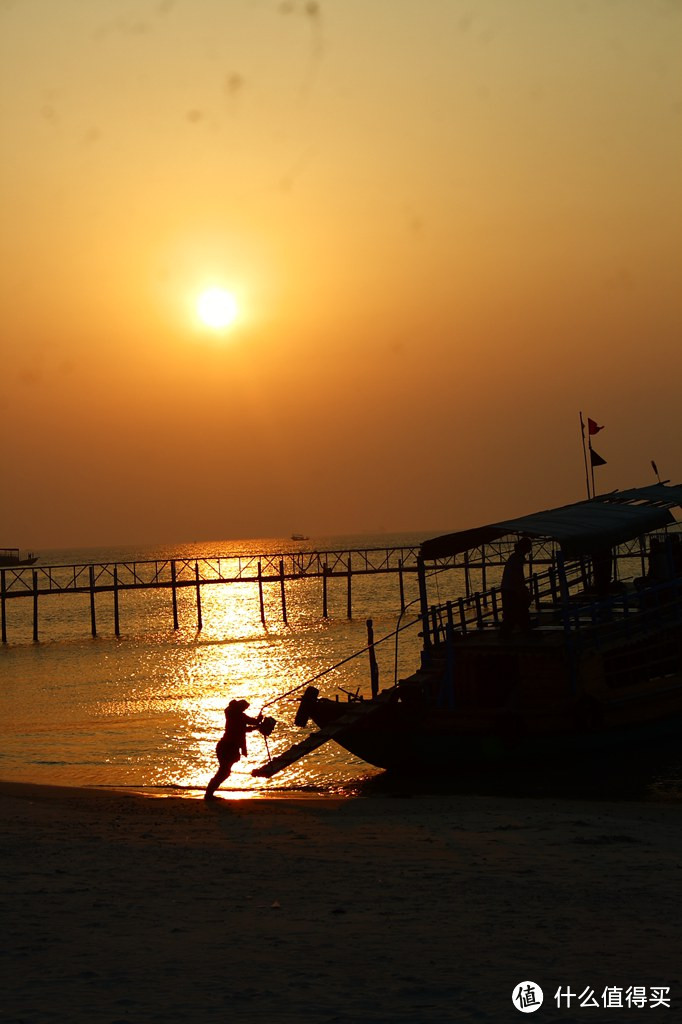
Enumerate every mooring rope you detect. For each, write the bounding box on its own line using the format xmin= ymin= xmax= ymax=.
xmin=258 ymin=613 xmax=422 ymax=714
xmin=257 ymin=563 xmax=458 ymax=715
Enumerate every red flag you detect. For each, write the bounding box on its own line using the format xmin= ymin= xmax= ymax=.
xmin=587 ymin=417 xmax=603 ymax=435
xmin=590 ymin=448 xmax=607 ymax=467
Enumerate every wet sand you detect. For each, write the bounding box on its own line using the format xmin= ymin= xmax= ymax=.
xmin=2 ymin=779 xmax=681 ymax=1023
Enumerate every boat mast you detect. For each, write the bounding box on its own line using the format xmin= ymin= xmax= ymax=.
xmin=579 ymin=412 xmax=591 ymax=499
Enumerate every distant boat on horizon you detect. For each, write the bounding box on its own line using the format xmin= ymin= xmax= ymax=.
xmin=290 ymin=533 xmax=309 ymax=542
xmin=0 ymin=547 xmax=38 ymax=567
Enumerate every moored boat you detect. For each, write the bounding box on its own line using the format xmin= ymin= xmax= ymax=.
xmin=0 ymin=548 xmax=38 ymax=568
xmin=253 ymin=483 xmax=682 ymax=778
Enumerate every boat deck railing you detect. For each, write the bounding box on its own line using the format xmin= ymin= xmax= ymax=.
xmin=423 ymin=557 xmax=682 ymax=654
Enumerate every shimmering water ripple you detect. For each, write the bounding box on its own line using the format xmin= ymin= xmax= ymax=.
xmin=0 ymin=533 xmax=431 ymax=793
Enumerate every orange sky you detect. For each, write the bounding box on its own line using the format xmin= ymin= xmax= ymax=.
xmin=2 ymin=0 xmax=681 ymax=549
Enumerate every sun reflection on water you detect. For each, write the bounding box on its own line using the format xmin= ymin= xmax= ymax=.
xmin=0 ymin=536 xmax=425 ymax=793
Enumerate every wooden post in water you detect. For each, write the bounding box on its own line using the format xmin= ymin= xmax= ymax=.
xmin=366 ymin=618 xmax=379 ymax=698
xmin=257 ymin=561 xmax=265 ymax=625
xmin=346 ymin=557 xmax=352 ymax=619
xmin=32 ymin=569 xmax=39 ymax=642
xmin=322 ymin=563 xmax=329 ymax=618
xmin=195 ymin=562 xmax=203 ymax=631
xmin=1 ymin=569 xmax=6 ymax=644
xmin=171 ymin=560 xmax=179 ymax=630
xmin=464 ymin=550 xmax=471 ymax=599
xmin=113 ymin=565 xmax=120 ymax=637
xmin=398 ymin=558 xmax=405 ymax=613
xmin=89 ymin=565 xmax=97 ymax=637
xmin=279 ymin=559 xmax=288 ymax=624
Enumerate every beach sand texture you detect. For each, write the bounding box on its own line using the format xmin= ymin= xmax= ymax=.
xmin=2 ymin=780 xmax=681 ymax=1023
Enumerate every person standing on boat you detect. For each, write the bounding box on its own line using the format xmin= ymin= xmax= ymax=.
xmin=204 ymin=699 xmax=262 ymax=799
xmin=500 ymin=536 xmax=533 ymax=637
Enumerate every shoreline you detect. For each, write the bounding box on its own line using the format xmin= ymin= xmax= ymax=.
xmin=5 ymin=755 xmax=682 ymax=805
xmin=4 ymin=777 xmax=681 ymax=1022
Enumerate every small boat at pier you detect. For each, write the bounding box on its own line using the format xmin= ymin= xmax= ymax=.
xmin=0 ymin=548 xmax=38 ymax=568
xmin=254 ymin=483 xmax=682 ymax=778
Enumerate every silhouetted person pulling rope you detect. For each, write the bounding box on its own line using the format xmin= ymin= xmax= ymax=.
xmin=204 ymin=699 xmax=262 ymax=799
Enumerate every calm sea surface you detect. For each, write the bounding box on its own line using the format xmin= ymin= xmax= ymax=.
xmin=0 ymin=532 xmax=433 ymax=796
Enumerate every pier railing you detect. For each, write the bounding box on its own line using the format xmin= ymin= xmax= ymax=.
xmin=0 ymin=545 xmax=423 ymax=596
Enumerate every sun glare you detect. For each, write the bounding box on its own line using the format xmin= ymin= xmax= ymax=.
xmin=197 ymin=288 xmax=238 ymax=330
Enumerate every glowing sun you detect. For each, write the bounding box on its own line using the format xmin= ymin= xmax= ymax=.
xmin=196 ymin=287 xmax=238 ymax=329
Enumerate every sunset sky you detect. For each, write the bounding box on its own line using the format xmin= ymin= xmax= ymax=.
xmin=2 ymin=0 xmax=681 ymax=549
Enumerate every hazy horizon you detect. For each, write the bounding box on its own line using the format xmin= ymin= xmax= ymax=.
xmin=3 ymin=0 xmax=680 ymax=549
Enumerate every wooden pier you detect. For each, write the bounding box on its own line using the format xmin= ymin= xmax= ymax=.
xmin=0 ymin=536 xmax=652 ymax=643
xmin=0 ymin=545 xmax=425 ymax=643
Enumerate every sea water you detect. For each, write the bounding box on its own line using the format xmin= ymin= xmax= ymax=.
xmin=0 ymin=532 xmax=431 ymax=795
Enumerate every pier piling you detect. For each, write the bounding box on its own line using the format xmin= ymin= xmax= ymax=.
xmin=195 ymin=562 xmax=203 ymax=631
xmin=279 ymin=559 xmax=288 ymax=624
xmin=113 ymin=565 xmax=120 ymax=637
xmin=171 ymin=560 xmax=179 ymax=630
xmin=89 ymin=565 xmax=97 ymax=637
xmin=32 ymin=569 xmax=39 ymax=642
xmin=258 ymin=561 xmax=265 ymax=625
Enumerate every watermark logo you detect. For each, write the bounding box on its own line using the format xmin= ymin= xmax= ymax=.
xmin=555 ymin=986 xmax=671 ymax=1010
xmin=513 ymin=981 xmax=544 ymax=1013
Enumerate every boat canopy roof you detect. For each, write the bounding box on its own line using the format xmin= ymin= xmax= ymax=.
xmin=421 ymin=483 xmax=682 ymax=561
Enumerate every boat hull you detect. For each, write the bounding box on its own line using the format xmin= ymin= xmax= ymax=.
xmin=307 ymin=692 xmax=682 ymax=772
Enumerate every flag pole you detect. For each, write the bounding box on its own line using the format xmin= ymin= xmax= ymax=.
xmin=589 ymin=439 xmax=596 ymax=497
xmin=579 ymin=412 xmax=591 ymax=499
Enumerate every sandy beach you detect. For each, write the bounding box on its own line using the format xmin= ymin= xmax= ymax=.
xmin=2 ymin=780 xmax=680 ymax=1023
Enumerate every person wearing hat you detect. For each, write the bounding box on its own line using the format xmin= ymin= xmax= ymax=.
xmin=204 ymin=699 xmax=262 ymax=799
xmin=499 ymin=536 xmax=533 ymax=638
